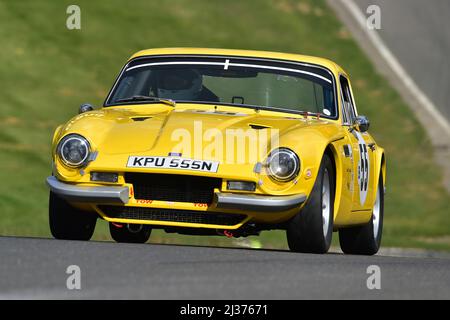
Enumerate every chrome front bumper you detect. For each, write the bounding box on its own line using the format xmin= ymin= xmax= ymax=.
xmin=46 ymin=176 xmax=129 ymax=204
xmin=47 ymin=176 xmax=307 ymax=211
xmin=213 ymin=192 xmax=306 ymax=212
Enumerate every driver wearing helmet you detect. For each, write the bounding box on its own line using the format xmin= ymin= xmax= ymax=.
xmin=155 ymin=68 xmax=219 ymax=102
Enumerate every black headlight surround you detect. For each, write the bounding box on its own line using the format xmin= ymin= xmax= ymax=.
xmin=57 ymin=134 xmax=91 ymax=168
xmin=265 ymin=147 xmax=300 ymax=182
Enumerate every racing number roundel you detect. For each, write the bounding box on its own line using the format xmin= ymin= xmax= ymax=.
xmin=355 ymin=131 xmax=370 ymax=205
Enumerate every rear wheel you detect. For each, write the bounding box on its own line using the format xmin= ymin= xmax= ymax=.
xmin=109 ymin=223 xmax=152 ymax=243
xmin=287 ymin=153 xmax=335 ymax=254
xmin=339 ymin=175 xmax=384 ymax=255
xmin=49 ymin=191 xmax=97 ymax=240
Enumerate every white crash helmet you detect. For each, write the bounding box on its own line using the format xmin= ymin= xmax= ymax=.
xmin=156 ymin=69 xmax=203 ymax=100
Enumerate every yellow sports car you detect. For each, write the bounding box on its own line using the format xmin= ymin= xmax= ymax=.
xmin=47 ymin=48 xmax=386 ymax=255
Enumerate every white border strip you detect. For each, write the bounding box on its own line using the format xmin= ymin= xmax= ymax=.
xmin=126 ymin=61 xmax=332 ymax=83
xmin=340 ymin=0 xmax=450 ymax=134
xmin=126 ymin=61 xmax=224 ymax=71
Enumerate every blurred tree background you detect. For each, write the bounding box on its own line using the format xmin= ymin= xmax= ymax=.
xmin=0 ymin=0 xmax=448 ymax=250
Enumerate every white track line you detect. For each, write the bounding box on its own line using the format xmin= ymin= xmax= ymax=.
xmin=340 ymin=0 xmax=450 ymax=135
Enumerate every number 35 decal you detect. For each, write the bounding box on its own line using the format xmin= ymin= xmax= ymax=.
xmin=355 ymin=131 xmax=370 ymax=205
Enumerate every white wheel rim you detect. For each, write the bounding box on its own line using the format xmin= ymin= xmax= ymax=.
xmin=372 ymin=186 xmax=381 ymax=240
xmin=322 ymin=168 xmax=331 ymax=238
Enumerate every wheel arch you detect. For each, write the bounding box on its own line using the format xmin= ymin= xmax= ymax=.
xmin=380 ymin=151 xmax=386 ymax=188
xmin=373 ymin=147 xmax=386 ymax=201
xmin=324 ymin=143 xmax=340 ymax=220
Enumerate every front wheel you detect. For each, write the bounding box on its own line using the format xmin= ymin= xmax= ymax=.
xmin=286 ymin=153 xmax=335 ymax=254
xmin=49 ymin=191 xmax=97 ymax=240
xmin=339 ymin=175 xmax=384 ymax=255
xmin=109 ymin=223 xmax=152 ymax=243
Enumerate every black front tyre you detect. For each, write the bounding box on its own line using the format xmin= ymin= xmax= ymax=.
xmin=109 ymin=223 xmax=152 ymax=243
xmin=287 ymin=153 xmax=335 ymax=254
xmin=339 ymin=175 xmax=384 ymax=255
xmin=49 ymin=191 xmax=97 ymax=240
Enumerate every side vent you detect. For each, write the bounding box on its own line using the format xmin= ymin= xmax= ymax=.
xmin=249 ymin=124 xmax=271 ymax=130
xmin=131 ymin=116 xmax=152 ymax=122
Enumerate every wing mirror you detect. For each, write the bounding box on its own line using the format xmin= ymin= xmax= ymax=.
xmin=353 ymin=115 xmax=370 ymax=132
xmin=79 ymin=103 xmax=94 ymax=114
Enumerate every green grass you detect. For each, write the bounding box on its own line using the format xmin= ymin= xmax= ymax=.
xmin=0 ymin=0 xmax=449 ymax=250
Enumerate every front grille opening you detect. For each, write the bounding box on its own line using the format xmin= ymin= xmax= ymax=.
xmin=99 ymin=206 xmax=246 ymax=226
xmin=125 ymin=173 xmax=222 ymax=204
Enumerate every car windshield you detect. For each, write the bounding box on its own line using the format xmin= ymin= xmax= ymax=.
xmin=106 ymin=57 xmax=337 ymax=117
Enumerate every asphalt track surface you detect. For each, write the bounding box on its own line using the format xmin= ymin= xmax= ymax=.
xmin=1 ymin=236 xmax=449 ymax=299
xmin=2 ymin=1 xmax=450 ymax=301
xmin=354 ymin=0 xmax=450 ymax=121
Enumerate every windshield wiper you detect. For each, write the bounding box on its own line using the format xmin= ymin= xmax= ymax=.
xmin=115 ymin=95 xmax=176 ymax=107
xmin=257 ymin=104 xmax=323 ymax=118
xmin=282 ymin=110 xmax=322 ymax=119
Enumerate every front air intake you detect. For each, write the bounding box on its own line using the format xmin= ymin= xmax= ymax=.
xmin=99 ymin=206 xmax=246 ymax=226
xmin=124 ymin=173 xmax=222 ymax=204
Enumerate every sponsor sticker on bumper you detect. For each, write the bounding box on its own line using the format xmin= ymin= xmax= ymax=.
xmin=127 ymin=156 xmax=219 ymax=173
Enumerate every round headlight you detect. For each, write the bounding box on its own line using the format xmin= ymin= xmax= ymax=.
xmin=57 ymin=134 xmax=90 ymax=167
xmin=266 ymin=148 xmax=300 ymax=182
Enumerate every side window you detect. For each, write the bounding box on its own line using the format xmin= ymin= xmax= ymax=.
xmin=339 ymin=76 xmax=357 ymax=125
